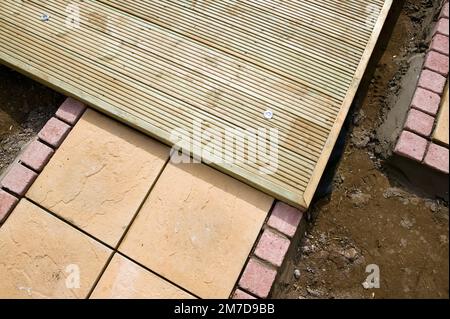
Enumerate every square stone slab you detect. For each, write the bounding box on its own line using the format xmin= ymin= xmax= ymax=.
xmin=0 ymin=199 xmax=111 ymax=299
xmin=433 ymin=83 xmax=449 ymax=147
xmin=91 ymin=254 xmax=195 ymax=299
xmin=27 ymin=109 xmax=170 ymax=247
xmin=119 ymin=163 xmax=273 ymax=299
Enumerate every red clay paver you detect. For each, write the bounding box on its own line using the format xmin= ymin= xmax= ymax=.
xmin=239 ymin=258 xmax=277 ymax=299
xmin=232 ymin=289 xmax=256 ymax=300
xmin=0 ymin=163 xmax=37 ymax=196
xmin=394 ymin=131 xmax=428 ymax=162
xmin=38 ymin=117 xmax=71 ymax=148
xmin=267 ymin=201 xmax=303 ymax=238
xmin=424 ymin=143 xmax=449 ymax=174
xmin=417 ymin=70 xmax=447 ymax=95
xmin=431 ymin=34 xmax=449 ymax=56
xmin=404 ymin=109 xmax=435 ymax=137
xmin=19 ymin=140 xmax=54 ymax=172
xmin=254 ymin=229 xmax=290 ymax=267
xmin=56 ymin=98 xmax=87 ymax=125
xmin=434 ymin=18 xmax=449 ymax=37
xmin=424 ymin=51 xmax=449 ymax=76
xmin=411 ymin=87 xmax=442 ymax=115
xmin=0 ymin=190 xmax=18 ymax=223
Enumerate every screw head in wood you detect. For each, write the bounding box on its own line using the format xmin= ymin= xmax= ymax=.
xmin=264 ymin=110 xmax=274 ymax=120
xmin=40 ymin=14 xmax=50 ymax=22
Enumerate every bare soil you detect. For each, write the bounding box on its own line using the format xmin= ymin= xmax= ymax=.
xmin=0 ymin=66 xmax=63 ymax=175
xmin=276 ymin=0 xmax=449 ymax=299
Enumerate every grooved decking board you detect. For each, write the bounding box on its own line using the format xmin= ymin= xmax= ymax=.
xmin=433 ymin=83 xmax=449 ymax=147
xmin=0 ymin=0 xmax=392 ymax=209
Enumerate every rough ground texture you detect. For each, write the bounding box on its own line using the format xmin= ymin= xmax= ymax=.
xmin=276 ymin=0 xmax=449 ymax=299
xmin=0 ymin=66 xmax=63 ymax=175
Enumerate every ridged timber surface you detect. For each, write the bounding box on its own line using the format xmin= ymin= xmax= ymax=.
xmin=0 ymin=0 xmax=392 ymax=209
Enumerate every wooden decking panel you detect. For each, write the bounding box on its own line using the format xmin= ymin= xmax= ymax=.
xmin=0 ymin=0 xmax=392 ymax=209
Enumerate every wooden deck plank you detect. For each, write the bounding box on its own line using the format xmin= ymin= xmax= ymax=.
xmin=100 ymin=0 xmax=355 ymax=99
xmin=0 ymin=0 xmax=393 ymax=209
xmin=433 ymin=83 xmax=449 ymax=147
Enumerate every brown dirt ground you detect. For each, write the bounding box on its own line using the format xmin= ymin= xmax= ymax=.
xmin=0 ymin=66 xmax=63 ymax=175
xmin=276 ymin=0 xmax=449 ymax=299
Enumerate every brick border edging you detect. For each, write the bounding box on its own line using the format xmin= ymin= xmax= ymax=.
xmin=394 ymin=1 xmax=449 ymax=175
xmin=0 ymin=98 xmax=87 ymax=224
xmin=231 ymin=201 xmax=305 ymax=299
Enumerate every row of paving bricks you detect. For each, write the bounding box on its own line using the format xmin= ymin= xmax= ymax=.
xmin=394 ymin=1 xmax=449 ymax=175
xmin=234 ymin=202 xmax=304 ymax=299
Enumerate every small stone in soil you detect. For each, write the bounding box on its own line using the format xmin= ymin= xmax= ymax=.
xmin=349 ymin=192 xmax=372 ymax=208
xmin=341 ymin=248 xmax=359 ymax=262
xmin=400 ymin=217 xmax=416 ymax=230
xmin=306 ymin=287 xmax=324 ymax=298
xmin=425 ymin=201 xmax=438 ymax=212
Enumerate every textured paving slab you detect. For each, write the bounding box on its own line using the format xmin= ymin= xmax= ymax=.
xmin=433 ymin=84 xmax=449 ymax=146
xmin=119 ymin=162 xmax=273 ymax=299
xmin=91 ymin=254 xmax=195 ymax=299
xmin=0 ymin=199 xmax=111 ymax=299
xmin=27 ymin=109 xmax=169 ymax=247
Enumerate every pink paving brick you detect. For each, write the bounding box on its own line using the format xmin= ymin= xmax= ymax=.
xmin=417 ymin=70 xmax=447 ymax=95
xmin=404 ymin=109 xmax=435 ymax=137
xmin=254 ymin=229 xmax=291 ymax=267
xmin=394 ymin=131 xmax=428 ymax=162
xmin=434 ymin=18 xmax=449 ymax=37
xmin=19 ymin=140 xmax=54 ymax=172
xmin=441 ymin=2 xmax=449 ymax=19
xmin=55 ymin=97 xmax=87 ymax=125
xmin=411 ymin=88 xmax=442 ymax=115
xmin=424 ymin=143 xmax=449 ymax=174
xmin=232 ymin=289 xmax=257 ymax=300
xmin=239 ymin=258 xmax=277 ymax=299
xmin=0 ymin=190 xmax=18 ymax=224
xmin=0 ymin=164 xmax=38 ymax=197
xmin=267 ymin=201 xmax=303 ymax=238
xmin=430 ymin=34 xmax=449 ymax=56
xmin=424 ymin=51 xmax=449 ymax=76
xmin=38 ymin=117 xmax=71 ymax=148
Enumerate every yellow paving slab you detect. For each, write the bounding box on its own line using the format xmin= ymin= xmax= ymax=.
xmin=27 ymin=109 xmax=170 ymax=247
xmin=0 ymin=199 xmax=111 ymax=299
xmin=433 ymin=83 xmax=449 ymax=147
xmin=91 ymin=254 xmax=195 ymax=299
xmin=119 ymin=162 xmax=273 ymax=299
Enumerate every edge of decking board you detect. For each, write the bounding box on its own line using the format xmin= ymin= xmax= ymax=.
xmin=303 ymin=0 xmax=393 ymax=208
